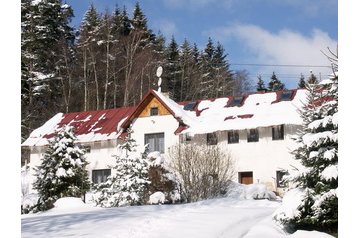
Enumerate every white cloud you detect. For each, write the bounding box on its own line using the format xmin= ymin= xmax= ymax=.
xmin=209 ymin=23 xmax=337 ymax=87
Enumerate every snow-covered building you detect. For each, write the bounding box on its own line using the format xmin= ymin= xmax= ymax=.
xmin=22 ymin=89 xmax=308 ymax=195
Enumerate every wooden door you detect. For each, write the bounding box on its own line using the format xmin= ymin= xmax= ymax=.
xmin=239 ymin=172 xmax=253 ymax=184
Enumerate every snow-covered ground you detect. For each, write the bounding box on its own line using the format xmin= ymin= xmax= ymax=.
xmin=21 ymin=185 xmax=334 ymax=238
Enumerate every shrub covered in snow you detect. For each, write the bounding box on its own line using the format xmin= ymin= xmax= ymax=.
xmin=226 ymin=182 xmax=277 ymax=200
xmin=147 ymin=152 xmax=182 ymax=204
xmin=273 ymin=69 xmax=338 ymax=233
xmin=93 ymin=127 xmax=151 ymax=207
xmin=32 ymin=125 xmax=91 ymax=212
xmin=148 ymin=191 xmax=166 ymax=204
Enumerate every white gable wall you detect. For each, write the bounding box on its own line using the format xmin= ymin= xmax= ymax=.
xmin=130 ymin=114 xmax=180 ymax=154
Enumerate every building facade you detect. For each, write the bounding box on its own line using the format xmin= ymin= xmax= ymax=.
xmin=22 ymin=89 xmax=307 ymax=195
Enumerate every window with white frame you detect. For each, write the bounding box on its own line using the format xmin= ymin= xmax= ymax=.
xmin=92 ymin=169 xmax=111 ymax=184
xmin=145 ymin=133 xmax=165 ymax=153
xmin=272 ymin=125 xmax=284 ymax=140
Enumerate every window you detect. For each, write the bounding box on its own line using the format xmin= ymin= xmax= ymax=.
xmin=145 ymin=133 xmax=165 ymax=153
xmin=150 ymin=107 xmax=159 ymax=116
xmin=279 ymin=91 xmax=293 ymax=101
xmin=92 ymin=169 xmax=111 ymax=184
xmin=276 ymin=170 xmax=288 ymax=188
xmin=82 ymin=145 xmax=91 ymax=153
xmin=183 ymin=101 xmax=197 ymax=111
xmin=272 ymin=125 xmax=284 ymax=140
xmin=247 ymin=129 xmax=259 ymax=142
xmin=228 ymin=96 xmax=244 ymax=107
xmin=207 ymin=132 xmax=218 ymax=145
xmin=184 ymin=133 xmax=192 ymax=142
xmin=239 ymin=171 xmax=253 ymax=184
xmin=228 ymin=130 xmax=239 ymax=144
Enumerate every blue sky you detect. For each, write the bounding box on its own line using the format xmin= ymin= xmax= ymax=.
xmin=66 ymin=0 xmax=338 ymax=89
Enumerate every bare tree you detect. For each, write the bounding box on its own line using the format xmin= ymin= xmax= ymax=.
xmin=169 ymin=143 xmax=234 ymax=202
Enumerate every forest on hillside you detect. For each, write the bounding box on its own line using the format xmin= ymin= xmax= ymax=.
xmin=21 ymin=0 xmax=295 ymax=141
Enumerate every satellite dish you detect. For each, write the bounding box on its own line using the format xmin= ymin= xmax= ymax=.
xmin=156 ymin=66 xmax=163 ymax=77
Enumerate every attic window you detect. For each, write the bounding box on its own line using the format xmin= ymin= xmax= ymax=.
xmin=228 ymin=96 xmax=244 ymax=107
xmin=184 ymin=101 xmax=197 ymax=111
xmin=150 ymin=107 xmax=159 ymax=116
xmin=279 ymin=91 xmax=293 ymax=101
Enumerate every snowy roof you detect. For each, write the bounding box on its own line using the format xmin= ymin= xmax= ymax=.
xmin=22 ymin=107 xmax=135 ymax=147
xmin=22 ymin=89 xmax=308 ymax=147
xmin=174 ymin=89 xmax=308 ymax=135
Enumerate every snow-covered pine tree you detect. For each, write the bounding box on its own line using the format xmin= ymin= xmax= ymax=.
xmin=21 ymin=0 xmax=75 ymax=141
xmin=32 ymin=125 xmax=90 ymax=212
xmin=94 ymin=127 xmax=151 ymax=207
xmin=274 ymin=71 xmax=338 ymax=233
xmin=256 ymin=75 xmax=267 ymax=92
xmin=267 ymin=72 xmax=285 ymax=91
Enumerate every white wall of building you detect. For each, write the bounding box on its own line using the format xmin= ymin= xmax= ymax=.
xmin=130 ymin=114 xmax=180 ymax=155
xmin=187 ymin=124 xmax=303 ymax=194
xmin=25 ymin=118 xmax=303 ymax=196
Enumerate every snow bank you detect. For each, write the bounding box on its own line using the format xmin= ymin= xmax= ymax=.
xmin=272 ymin=188 xmax=307 ymax=222
xmin=148 ymin=192 xmax=166 ymax=204
xmin=289 ymin=230 xmax=335 ymax=238
xmin=227 ymin=182 xmax=277 ymax=200
xmin=53 ymin=197 xmax=87 ymax=210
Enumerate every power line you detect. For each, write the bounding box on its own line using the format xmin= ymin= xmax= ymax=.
xmin=230 ymin=63 xmax=331 ymax=68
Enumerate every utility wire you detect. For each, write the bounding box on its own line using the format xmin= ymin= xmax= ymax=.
xmin=230 ymin=63 xmax=331 ymax=68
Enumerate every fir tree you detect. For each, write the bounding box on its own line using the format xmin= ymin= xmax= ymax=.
xmin=274 ymin=71 xmax=338 ymax=233
xmin=164 ymin=36 xmax=181 ymax=100
xmin=131 ymin=2 xmax=155 ymax=43
xmin=21 ymin=0 xmax=75 ymax=141
xmin=32 ymin=125 xmax=90 ymax=212
xmin=307 ymin=71 xmax=319 ymax=85
xmin=298 ymin=73 xmax=306 ymax=88
xmin=112 ymin=5 xmax=131 ymax=36
xmin=267 ymin=72 xmax=285 ymax=91
xmin=94 ymin=127 xmax=151 ymax=207
xmin=256 ymin=75 xmax=267 ymax=92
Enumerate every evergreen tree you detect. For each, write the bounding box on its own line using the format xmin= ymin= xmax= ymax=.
xmin=298 ymin=73 xmax=306 ymax=88
xmin=212 ymin=42 xmax=233 ymax=97
xmin=131 ymin=2 xmax=155 ymax=43
xmin=178 ymin=38 xmax=193 ymax=101
xmin=32 ymin=125 xmax=90 ymax=212
xmin=307 ymin=71 xmax=319 ymax=85
xmin=94 ymin=127 xmax=151 ymax=207
xmin=21 ymin=0 xmax=75 ymax=141
xmin=256 ymin=74 xmax=267 ymax=92
xmin=164 ymin=36 xmax=181 ymax=100
xmin=112 ymin=5 xmax=131 ymax=36
xmin=267 ymin=72 xmax=285 ymax=91
xmin=274 ymin=71 xmax=338 ymax=233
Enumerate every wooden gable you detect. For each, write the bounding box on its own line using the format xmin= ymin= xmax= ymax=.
xmin=138 ymin=97 xmax=171 ymax=117
xmin=120 ymin=90 xmax=184 ymax=133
